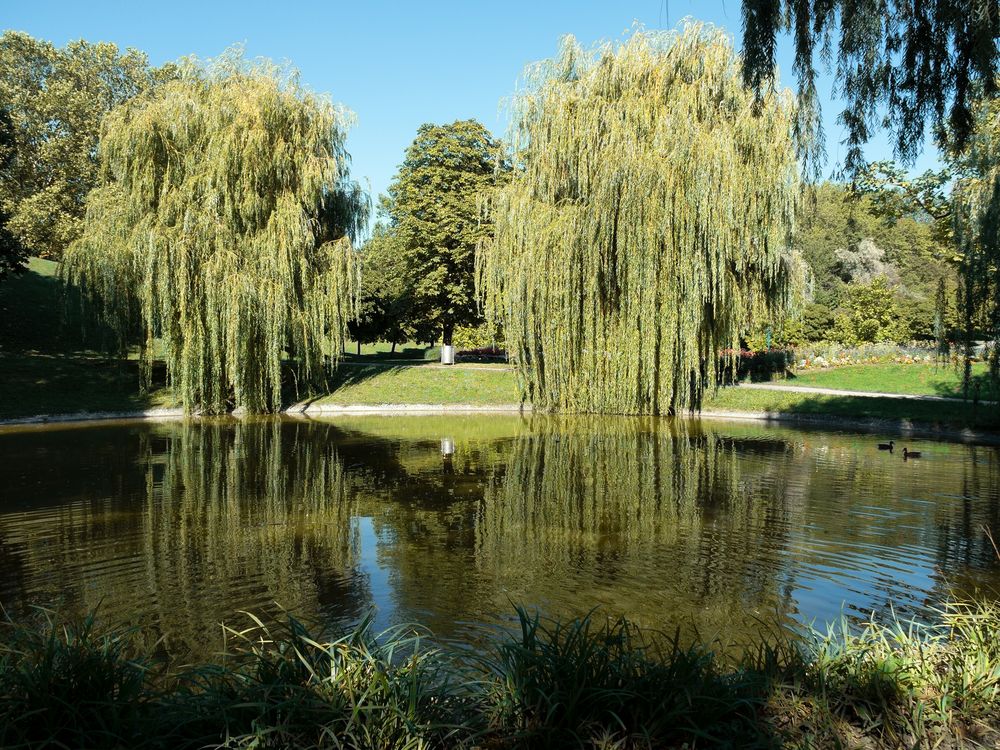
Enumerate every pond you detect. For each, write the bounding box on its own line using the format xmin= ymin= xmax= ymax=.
xmin=1 ymin=414 xmax=998 ymax=662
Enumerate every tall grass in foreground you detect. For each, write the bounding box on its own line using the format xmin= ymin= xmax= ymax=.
xmin=2 ymin=604 xmax=1000 ymax=749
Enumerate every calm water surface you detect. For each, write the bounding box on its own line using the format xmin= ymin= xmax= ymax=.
xmin=1 ymin=415 xmax=999 ymax=661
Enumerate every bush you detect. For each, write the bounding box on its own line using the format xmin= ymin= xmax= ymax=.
xmin=803 ymin=303 xmax=835 ymax=342
xmin=457 ymin=346 xmax=508 ymax=362
xmin=719 ymin=348 xmax=794 ymax=383
xmin=451 ymin=324 xmax=504 ymax=351
xmin=483 ymin=607 xmax=765 ymax=747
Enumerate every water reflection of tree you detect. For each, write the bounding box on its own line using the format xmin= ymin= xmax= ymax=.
xmin=4 ymin=417 xmax=1000 ymax=663
xmin=0 ymin=420 xmax=377 ymax=661
xmin=138 ymin=420 xmax=372 ymax=658
xmin=466 ymin=417 xmax=801 ymax=641
xmin=930 ymin=446 xmax=1000 ymax=597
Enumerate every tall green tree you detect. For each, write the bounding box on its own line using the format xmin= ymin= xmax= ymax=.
xmin=65 ymin=53 xmax=365 ymax=414
xmin=350 ymin=223 xmax=420 ymax=352
xmin=0 ymin=31 xmax=165 ymax=260
xmin=384 ymin=119 xmax=506 ymax=348
xmin=0 ymin=107 xmax=26 ymax=280
xmin=951 ymin=95 xmax=1000 ymax=385
xmin=480 ymin=24 xmax=802 ymax=415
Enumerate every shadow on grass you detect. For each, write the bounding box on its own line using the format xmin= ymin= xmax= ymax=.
xmin=930 ymin=369 xmax=999 ymax=402
xmin=282 ymin=361 xmax=412 ymax=409
xmin=342 ymin=345 xmax=439 ymax=362
xmin=0 ymin=353 xmax=171 ymax=420
xmin=0 ymin=260 xmax=166 ymax=420
xmin=712 ymin=390 xmax=1000 ymax=434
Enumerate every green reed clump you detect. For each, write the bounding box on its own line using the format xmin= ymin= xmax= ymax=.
xmin=0 ymin=610 xmax=153 ymax=749
xmin=754 ymin=600 xmax=1000 ymax=748
xmin=3 ymin=603 xmax=1000 ymax=749
xmin=480 ymin=606 xmax=768 ymax=748
xmin=168 ymin=611 xmax=476 ymax=749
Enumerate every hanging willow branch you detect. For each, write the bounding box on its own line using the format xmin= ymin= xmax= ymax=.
xmin=950 ymin=96 xmax=1000 ymax=392
xmin=479 ymin=23 xmax=803 ymax=415
xmin=64 ymin=51 xmax=365 ymax=414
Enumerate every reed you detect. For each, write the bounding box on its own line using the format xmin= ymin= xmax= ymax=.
xmin=3 ymin=602 xmax=1000 ymax=748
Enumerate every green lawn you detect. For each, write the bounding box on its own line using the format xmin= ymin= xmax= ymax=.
xmin=786 ymin=362 xmax=996 ymax=399
xmin=342 ymin=341 xmax=440 ymax=360
xmin=0 ymin=353 xmax=176 ymax=419
xmin=307 ymin=363 xmax=521 ymax=407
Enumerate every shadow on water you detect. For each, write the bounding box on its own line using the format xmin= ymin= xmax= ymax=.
xmin=0 ymin=415 xmax=999 ymax=663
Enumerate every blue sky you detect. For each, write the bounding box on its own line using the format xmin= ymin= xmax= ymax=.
xmin=6 ymin=0 xmax=941 ymax=234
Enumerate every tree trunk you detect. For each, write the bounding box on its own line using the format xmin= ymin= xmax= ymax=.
xmin=391 ymin=340 xmax=397 ymax=354
xmin=356 ymin=340 xmax=361 ymax=356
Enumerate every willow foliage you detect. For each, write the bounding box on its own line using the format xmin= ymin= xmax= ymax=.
xmin=65 ymin=52 xmax=365 ymax=414
xmin=479 ymin=24 xmax=802 ymax=415
xmin=951 ymin=96 xmax=1000 ymax=387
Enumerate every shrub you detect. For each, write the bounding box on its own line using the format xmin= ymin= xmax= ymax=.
xmin=451 ymin=324 xmax=504 ymax=351
xmin=0 ymin=610 xmax=152 ymax=749
xmin=719 ymin=348 xmax=794 ymax=383
xmin=803 ymin=302 xmax=835 ymax=342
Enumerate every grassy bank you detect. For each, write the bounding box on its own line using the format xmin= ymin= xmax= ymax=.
xmin=0 ymin=258 xmax=177 ymax=419
xmin=2 ymin=603 xmax=1000 ymax=749
xmin=305 ymin=362 xmax=520 ymax=407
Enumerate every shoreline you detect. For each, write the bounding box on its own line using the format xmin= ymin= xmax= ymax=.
xmin=2 ymin=402 xmax=999 ymax=444
xmin=697 ymin=409 xmax=1000 ymax=445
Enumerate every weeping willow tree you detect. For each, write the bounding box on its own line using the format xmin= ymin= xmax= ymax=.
xmin=479 ymin=23 xmax=803 ymax=414
xmin=950 ymin=95 xmax=1000 ymax=393
xmin=64 ymin=51 xmax=366 ymax=414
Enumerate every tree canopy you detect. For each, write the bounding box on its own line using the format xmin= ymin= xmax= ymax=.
xmin=64 ymin=52 xmax=365 ymax=414
xmin=0 ymin=107 xmax=26 ymax=280
xmin=794 ymin=181 xmax=953 ymax=330
xmin=480 ymin=23 xmax=802 ymax=415
xmin=349 ymin=222 xmax=421 ymax=350
xmin=0 ymin=32 xmax=166 ymax=262
xmin=383 ymin=119 xmax=506 ymax=346
xmin=741 ymin=0 xmax=1000 ymax=173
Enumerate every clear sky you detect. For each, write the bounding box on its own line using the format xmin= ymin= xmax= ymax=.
xmin=6 ymin=0 xmax=941 ymax=234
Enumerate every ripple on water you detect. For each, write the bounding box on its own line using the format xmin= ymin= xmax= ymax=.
xmin=0 ymin=415 xmax=998 ymax=661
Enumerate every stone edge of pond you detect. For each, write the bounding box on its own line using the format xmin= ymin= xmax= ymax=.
xmin=284 ymin=403 xmax=532 ymax=416
xmin=699 ymin=409 xmax=1000 ymax=445
xmin=0 ymin=407 xmax=187 ymax=429
xmin=2 ymin=404 xmax=998 ymax=446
